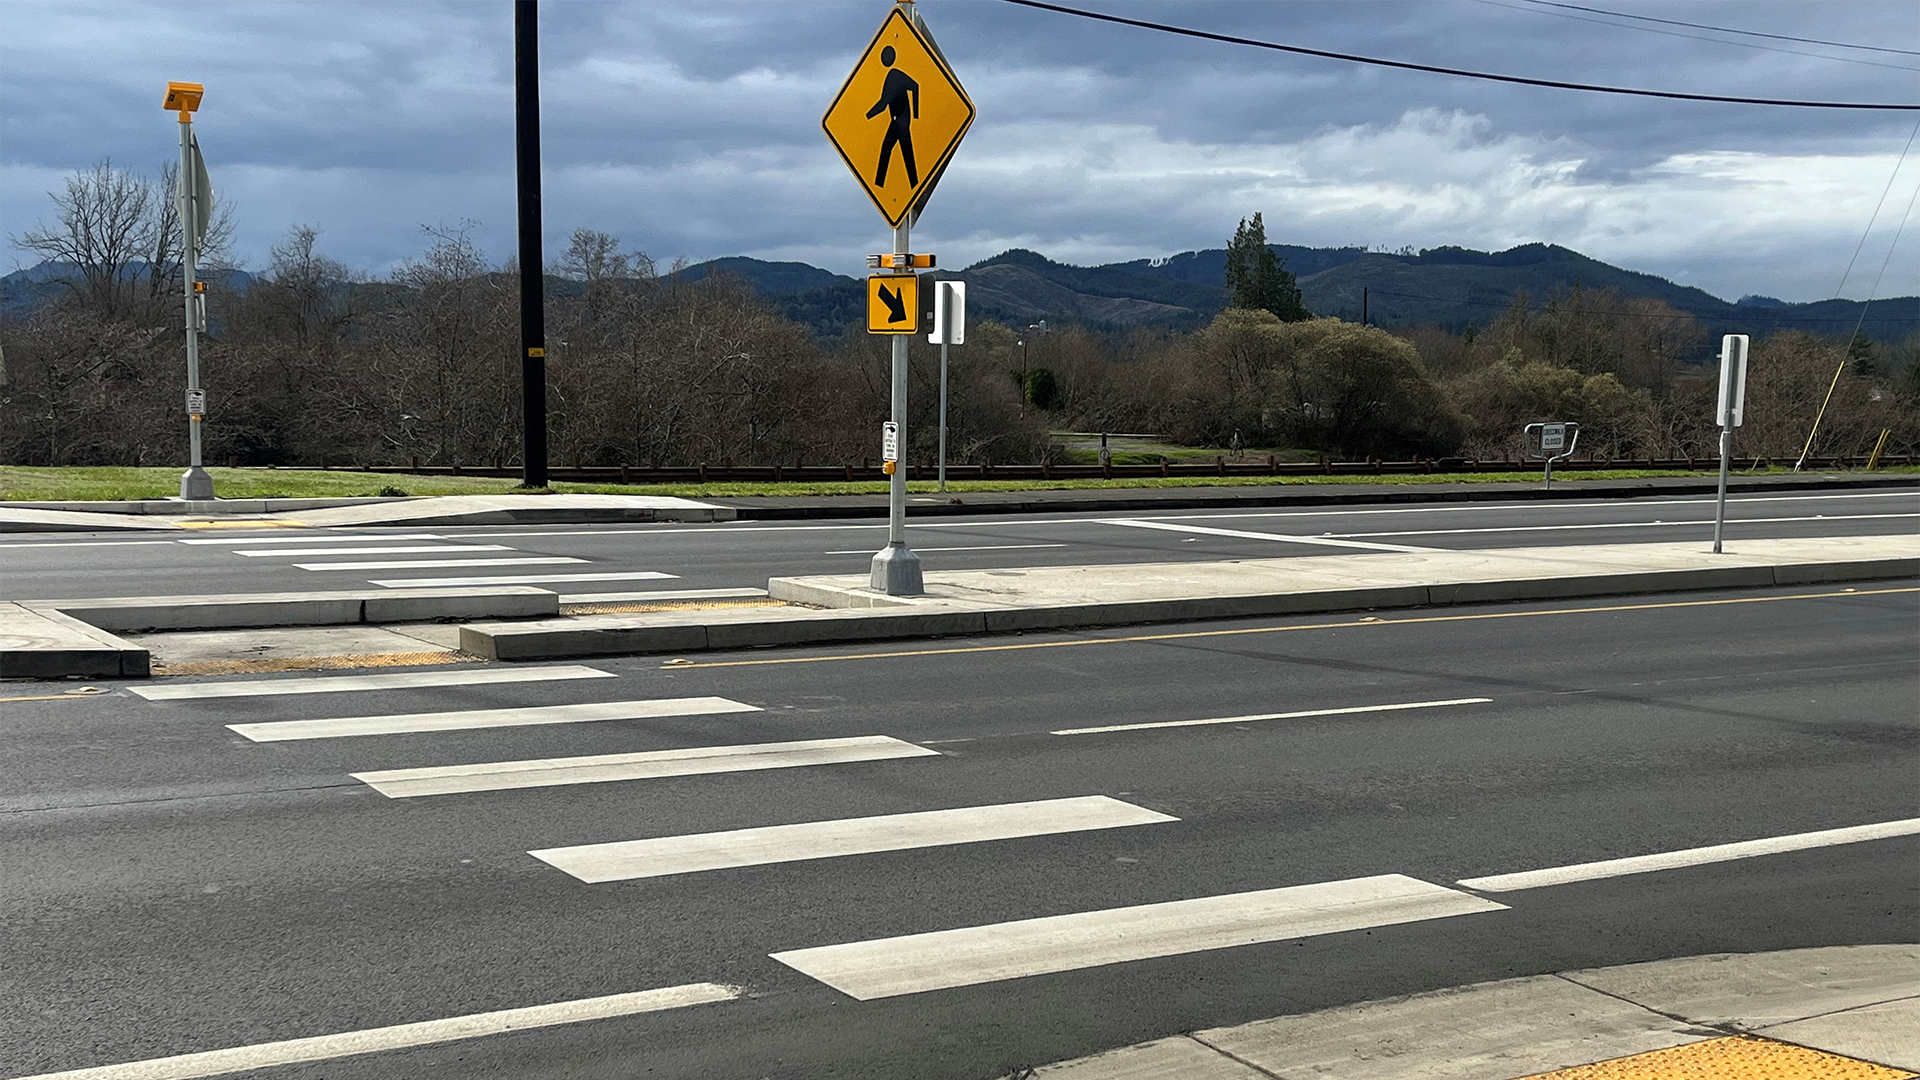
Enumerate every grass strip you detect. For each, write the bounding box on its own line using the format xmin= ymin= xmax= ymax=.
xmin=4 ymin=464 xmax=1913 ymax=503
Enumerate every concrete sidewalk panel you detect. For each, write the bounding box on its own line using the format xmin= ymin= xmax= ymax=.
xmin=1027 ymin=1036 xmax=1266 ymax=1079
xmin=1196 ymin=974 xmax=1696 ymax=1080
xmin=0 ymin=602 xmax=149 ymax=679
xmin=287 ymin=494 xmax=734 ymax=527
xmin=1759 ymin=997 xmax=1920 ymax=1071
xmin=1562 ymin=944 xmax=1920 ymax=1029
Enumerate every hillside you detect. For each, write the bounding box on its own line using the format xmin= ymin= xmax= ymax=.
xmin=673 ymin=242 xmax=1916 ymax=344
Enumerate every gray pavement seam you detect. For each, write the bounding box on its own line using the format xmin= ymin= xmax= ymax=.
xmin=1185 ymin=1032 xmax=1289 ymax=1079
xmin=1549 ymin=972 xmax=1731 ymax=1035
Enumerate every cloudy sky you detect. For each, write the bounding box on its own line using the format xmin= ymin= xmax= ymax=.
xmin=4 ymin=0 xmax=1917 ymax=301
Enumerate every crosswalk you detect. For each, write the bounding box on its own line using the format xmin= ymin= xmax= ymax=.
xmin=123 ymin=660 xmax=1519 ymax=1016
xmin=171 ymin=531 xmax=680 ymax=592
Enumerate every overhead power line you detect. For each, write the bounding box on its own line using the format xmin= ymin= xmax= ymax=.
xmin=1481 ymin=0 xmax=1919 ymax=73
xmin=999 ymin=0 xmax=1920 ymax=110
xmin=1515 ymin=0 xmax=1920 ymax=58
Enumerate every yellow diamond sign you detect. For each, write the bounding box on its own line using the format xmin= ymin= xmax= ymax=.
xmin=823 ymin=6 xmax=974 ymax=228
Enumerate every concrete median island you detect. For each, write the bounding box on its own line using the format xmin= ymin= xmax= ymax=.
xmin=455 ymin=534 xmax=1919 ymax=661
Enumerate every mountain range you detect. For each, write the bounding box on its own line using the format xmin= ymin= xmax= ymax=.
xmin=687 ymin=243 xmax=1916 ymax=345
xmin=7 ymin=243 xmax=1913 ymax=344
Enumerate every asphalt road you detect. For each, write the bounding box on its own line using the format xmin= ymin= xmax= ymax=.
xmin=3 ymin=580 xmax=1916 ymax=1078
xmin=3 ymin=486 xmax=1917 ymax=601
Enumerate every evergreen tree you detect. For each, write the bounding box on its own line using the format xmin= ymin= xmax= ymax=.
xmin=1846 ymin=329 xmax=1878 ymax=377
xmin=1223 ymin=212 xmax=1309 ymax=322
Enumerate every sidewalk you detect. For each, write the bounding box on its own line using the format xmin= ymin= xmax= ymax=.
xmin=1002 ymin=945 xmax=1919 ymax=1079
xmin=2 ymin=473 xmax=1912 ymax=531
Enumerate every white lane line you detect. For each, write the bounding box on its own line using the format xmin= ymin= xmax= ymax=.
xmin=237 ymin=545 xmax=512 ymax=557
xmin=1099 ymin=517 xmax=1427 ymax=552
xmin=371 ymin=570 xmax=677 ymax=588
xmin=771 ymin=874 xmax=1505 ymax=1000
xmin=176 ymin=534 xmax=446 ymax=545
xmin=1457 ymin=817 xmax=1920 ymax=893
xmin=1334 ymin=512 xmax=1920 ymax=539
xmin=532 ymin=795 xmax=1176 ymax=882
xmin=821 ymin=543 xmax=1069 ymax=554
xmin=1052 ymin=697 xmax=1493 ymax=736
xmin=293 ymin=556 xmax=583 ymax=571
xmin=0 ymin=540 xmax=177 ymax=549
xmin=354 ymin=734 xmax=938 ymax=798
xmin=128 ymin=665 xmax=614 ymax=701
xmin=559 ymin=587 xmax=767 ymax=603
xmin=12 ymin=982 xmax=738 ymax=1080
xmin=229 ymin=698 xmax=760 ymax=742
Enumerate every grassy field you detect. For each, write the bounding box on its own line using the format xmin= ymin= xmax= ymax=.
xmin=6 ymin=463 xmax=1910 ymax=503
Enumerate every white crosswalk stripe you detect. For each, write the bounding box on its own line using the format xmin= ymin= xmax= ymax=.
xmin=770 ymin=874 xmax=1507 ymax=1000
xmin=370 ymin=570 xmax=678 ymax=587
xmin=129 ymin=664 xmax=615 ymax=700
xmin=293 ymin=556 xmax=584 ymax=571
xmin=531 ymin=795 xmax=1176 ymax=882
xmin=229 ymin=697 xmax=761 ymax=742
xmin=235 ymin=545 xmax=512 ymax=557
xmin=353 ymin=735 xmax=940 ymax=798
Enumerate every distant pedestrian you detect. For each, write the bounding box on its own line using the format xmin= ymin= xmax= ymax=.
xmin=1230 ymin=429 xmax=1243 ymax=457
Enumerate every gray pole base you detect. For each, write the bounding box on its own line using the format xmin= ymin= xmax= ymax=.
xmin=870 ymin=543 xmax=924 ymax=596
xmin=179 ymin=466 xmax=215 ymax=500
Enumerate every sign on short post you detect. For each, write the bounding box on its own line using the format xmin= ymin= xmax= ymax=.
xmin=928 ymin=280 xmax=965 ymax=491
xmin=1712 ymin=334 xmax=1749 ymax=553
xmin=1524 ymin=421 xmax=1579 ymax=488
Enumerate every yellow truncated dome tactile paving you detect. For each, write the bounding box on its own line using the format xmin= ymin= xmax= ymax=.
xmin=1527 ymin=1036 xmax=1918 ymax=1080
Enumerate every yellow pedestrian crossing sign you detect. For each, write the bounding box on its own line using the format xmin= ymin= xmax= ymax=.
xmin=867 ymin=273 xmax=920 ymax=334
xmin=823 ymin=6 xmax=974 ymax=228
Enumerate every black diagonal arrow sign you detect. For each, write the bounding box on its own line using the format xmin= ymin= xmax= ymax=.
xmin=866 ymin=273 xmax=919 ymax=334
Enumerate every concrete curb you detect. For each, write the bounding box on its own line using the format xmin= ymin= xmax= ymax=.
xmin=2 ymin=587 xmax=560 ymax=679
xmin=1004 ymin=945 xmax=1920 ymax=1080
xmin=456 ymin=548 xmax=1919 ymax=662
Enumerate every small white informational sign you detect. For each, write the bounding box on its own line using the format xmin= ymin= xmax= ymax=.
xmin=186 ymin=389 xmax=207 ymax=415
xmin=882 ymin=421 xmax=900 ymax=463
xmin=1540 ymin=422 xmax=1566 ymax=453
xmin=1717 ymin=334 xmax=1749 ymax=428
xmin=928 ymin=280 xmax=967 ymax=345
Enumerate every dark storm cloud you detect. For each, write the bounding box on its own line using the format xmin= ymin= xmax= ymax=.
xmin=4 ymin=0 xmax=1916 ymax=299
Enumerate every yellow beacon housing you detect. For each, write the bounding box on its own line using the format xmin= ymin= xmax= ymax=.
xmin=164 ymin=81 xmax=204 ymax=115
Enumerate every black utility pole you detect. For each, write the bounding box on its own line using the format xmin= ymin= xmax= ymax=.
xmin=514 ymin=0 xmax=548 ymax=488
xmin=1361 ymin=286 xmax=1368 ymax=326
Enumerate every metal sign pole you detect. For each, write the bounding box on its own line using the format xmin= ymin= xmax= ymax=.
xmin=938 ymin=286 xmax=950 ymax=493
xmin=177 ymin=111 xmax=212 ymax=500
xmin=1712 ymin=334 xmax=1749 ymax=554
xmin=1713 ymin=422 xmax=1732 ymax=553
xmin=514 ymin=0 xmax=549 ymax=489
xmin=871 ymin=215 xmax=923 ymax=594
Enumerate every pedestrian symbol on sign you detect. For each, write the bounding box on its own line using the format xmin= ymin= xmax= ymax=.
xmin=866 ymin=46 xmax=919 ymax=188
xmin=822 ymin=7 xmax=974 ymax=227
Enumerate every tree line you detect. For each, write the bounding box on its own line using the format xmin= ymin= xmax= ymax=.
xmin=4 ymin=162 xmax=1914 ymax=471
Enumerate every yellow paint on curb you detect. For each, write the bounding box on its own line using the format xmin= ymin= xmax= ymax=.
xmin=1526 ymin=1036 xmax=1916 ymax=1079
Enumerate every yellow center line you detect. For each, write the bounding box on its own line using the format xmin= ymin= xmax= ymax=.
xmin=665 ymin=585 xmax=1920 ymax=670
xmin=0 ymin=693 xmax=107 ymax=703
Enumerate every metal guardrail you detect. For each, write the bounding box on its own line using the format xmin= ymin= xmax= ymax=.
xmin=275 ymin=454 xmax=1914 ymax=484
